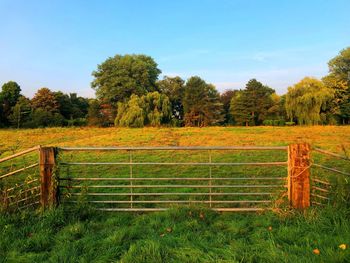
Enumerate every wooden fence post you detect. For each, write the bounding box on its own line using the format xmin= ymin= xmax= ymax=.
xmin=39 ymin=147 xmax=58 ymax=209
xmin=288 ymin=143 xmax=311 ymax=209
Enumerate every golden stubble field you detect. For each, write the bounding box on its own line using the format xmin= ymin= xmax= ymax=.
xmin=0 ymin=126 xmax=349 ymax=155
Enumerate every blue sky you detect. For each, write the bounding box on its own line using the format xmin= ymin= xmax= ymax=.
xmin=0 ymin=0 xmax=349 ymax=98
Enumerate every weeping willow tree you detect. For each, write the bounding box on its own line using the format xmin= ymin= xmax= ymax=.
xmin=115 ymin=95 xmax=145 ymax=127
xmin=115 ymin=92 xmax=171 ymax=127
xmin=285 ymin=77 xmax=334 ymax=125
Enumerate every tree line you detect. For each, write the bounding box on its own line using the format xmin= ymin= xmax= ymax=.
xmin=0 ymin=47 xmax=349 ymax=128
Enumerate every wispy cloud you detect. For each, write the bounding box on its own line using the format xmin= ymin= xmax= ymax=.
xmin=163 ymin=64 xmax=327 ymax=95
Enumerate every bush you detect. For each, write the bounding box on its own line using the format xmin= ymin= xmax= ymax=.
xmin=67 ymin=118 xmax=87 ymax=127
xmin=285 ymin=121 xmax=295 ymax=126
xmin=278 ymin=120 xmax=286 ymax=126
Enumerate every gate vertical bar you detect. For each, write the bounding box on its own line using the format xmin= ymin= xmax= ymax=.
xmin=129 ymin=150 xmax=133 ymax=208
xmin=209 ymin=150 xmax=212 ymax=208
xmin=288 ymin=143 xmax=311 ymax=209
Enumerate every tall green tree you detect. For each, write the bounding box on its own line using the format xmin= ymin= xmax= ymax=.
xmin=323 ymin=47 xmax=350 ymax=124
xmin=183 ymin=76 xmax=223 ymax=127
xmin=230 ymin=90 xmax=251 ymax=126
xmin=220 ymin=89 xmax=237 ymax=124
xmin=244 ymin=79 xmax=275 ymax=125
xmin=230 ymin=79 xmax=274 ymax=126
xmin=9 ymin=96 xmax=32 ymax=128
xmin=92 ymin=54 xmax=161 ymax=104
xmin=286 ymin=77 xmax=334 ymax=125
xmin=157 ymin=76 xmax=185 ymax=124
xmin=0 ymin=81 xmax=21 ymax=125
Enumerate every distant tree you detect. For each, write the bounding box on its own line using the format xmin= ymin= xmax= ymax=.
xmin=115 ymin=92 xmax=171 ymax=127
xmin=69 ymin=93 xmax=89 ymax=119
xmin=0 ymin=81 xmax=21 ymax=125
xmin=142 ymin=92 xmax=171 ymax=126
xmin=286 ymin=77 xmax=334 ymax=125
xmin=86 ymin=99 xmax=106 ymax=127
xmin=115 ymin=95 xmax=144 ymax=128
xmin=28 ymin=108 xmax=64 ymax=128
xmin=183 ymin=76 xmax=224 ymax=127
xmin=220 ymin=89 xmax=236 ymax=124
xmin=230 ymin=79 xmax=274 ymax=126
xmin=92 ymin=54 xmax=161 ymax=105
xmin=323 ymin=47 xmax=350 ymax=124
xmin=54 ymin=92 xmax=89 ymax=120
xmin=328 ymin=47 xmax=350 ymax=85
xmin=243 ymin=79 xmax=275 ymax=125
xmin=54 ymin=91 xmax=73 ymax=119
xmin=31 ymin=88 xmax=59 ymax=113
xmin=230 ymin=90 xmax=252 ymax=126
xmin=266 ymin=93 xmax=286 ymax=120
xmin=9 ymin=96 xmax=32 ymax=128
xmin=157 ymin=76 xmax=185 ymax=124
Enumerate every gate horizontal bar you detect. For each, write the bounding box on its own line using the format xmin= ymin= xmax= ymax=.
xmin=312 ymin=178 xmax=331 ymax=186
xmin=59 ymin=177 xmax=286 ymax=181
xmin=59 ymin=146 xmax=287 ymax=151
xmin=0 ymin=163 xmax=39 ymax=180
xmin=95 ymin=207 xmax=265 ymax=212
xmin=8 ymin=193 xmax=41 ymax=206
xmin=60 ymin=184 xmax=286 ymax=189
xmin=312 ymin=186 xmax=330 ymax=193
xmin=65 ymin=200 xmax=272 ymax=204
xmin=0 ymin=146 xmax=39 ymax=164
xmin=60 ymin=161 xmax=287 ymax=166
xmin=69 ymin=192 xmax=274 ymax=196
xmin=311 ymin=193 xmax=330 ymax=200
xmin=313 ymin=148 xmax=350 ymax=161
xmin=6 ymin=178 xmax=39 ymax=192
xmin=312 ymin=163 xmax=350 ymax=176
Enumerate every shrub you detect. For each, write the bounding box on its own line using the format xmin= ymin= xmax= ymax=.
xmin=285 ymin=121 xmax=295 ymax=126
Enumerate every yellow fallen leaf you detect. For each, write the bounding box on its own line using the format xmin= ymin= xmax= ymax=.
xmin=313 ymin=248 xmax=320 ymax=255
xmin=339 ymin=244 xmax=347 ymax=250
xmin=268 ymin=226 xmax=272 ymax=231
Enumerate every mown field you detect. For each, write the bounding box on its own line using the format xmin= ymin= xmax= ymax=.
xmin=1 ymin=126 xmax=350 ymax=262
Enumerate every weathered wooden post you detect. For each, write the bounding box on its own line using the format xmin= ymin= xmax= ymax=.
xmin=39 ymin=147 xmax=58 ymax=209
xmin=288 ymin=143 xmax=311 ymax=209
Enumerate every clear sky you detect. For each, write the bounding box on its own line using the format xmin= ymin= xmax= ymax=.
xmin=1 ymin=0 xmax=349 ymax=98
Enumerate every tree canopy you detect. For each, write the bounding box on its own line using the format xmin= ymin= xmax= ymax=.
xmin=286 ymin=77 xmax=334 ymax=125
xmin=115 ymin=92 xmax=171 ymax=128
xmin=157 ymin=76 xmax=185 ymax=123
xmin=230 ymin=79 xmax=274 ymax=126
xmin=183 ymin=76 xmax=223 ymax=127
xmin=91 ymin=54 xmax=161 ymax=105
xmin=323 ymin=47 xmax=350 ymax=124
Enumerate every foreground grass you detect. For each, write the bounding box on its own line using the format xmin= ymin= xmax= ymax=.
xmin=1 ymin=206 xmax=349 ymax=263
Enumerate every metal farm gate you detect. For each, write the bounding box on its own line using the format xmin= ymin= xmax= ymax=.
xmin=1 ymin=143 xmax=349 ymax=212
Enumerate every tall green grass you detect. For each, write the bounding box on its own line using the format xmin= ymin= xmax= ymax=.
xmin=1 ymin=205 xmax=349 ymax=263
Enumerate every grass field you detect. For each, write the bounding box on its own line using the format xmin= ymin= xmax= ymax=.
xmin=0 ymin=126 xmax=350 ymax=152
xmin=1 ymin=126 xmax=350 ymax=262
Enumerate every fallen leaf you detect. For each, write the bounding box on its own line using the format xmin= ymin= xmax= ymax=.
xmin=160 ymin=233 xmax=165 ymax=237
xmin=339 ymin=244 xmax=347 ymax=250
xmin=166 ymin=227 xmax=172 ymax=233
xmin=268 ymin=226 xmax=272 ymax=231
xmin=199 ymin=212 xmax=205 ymax=219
